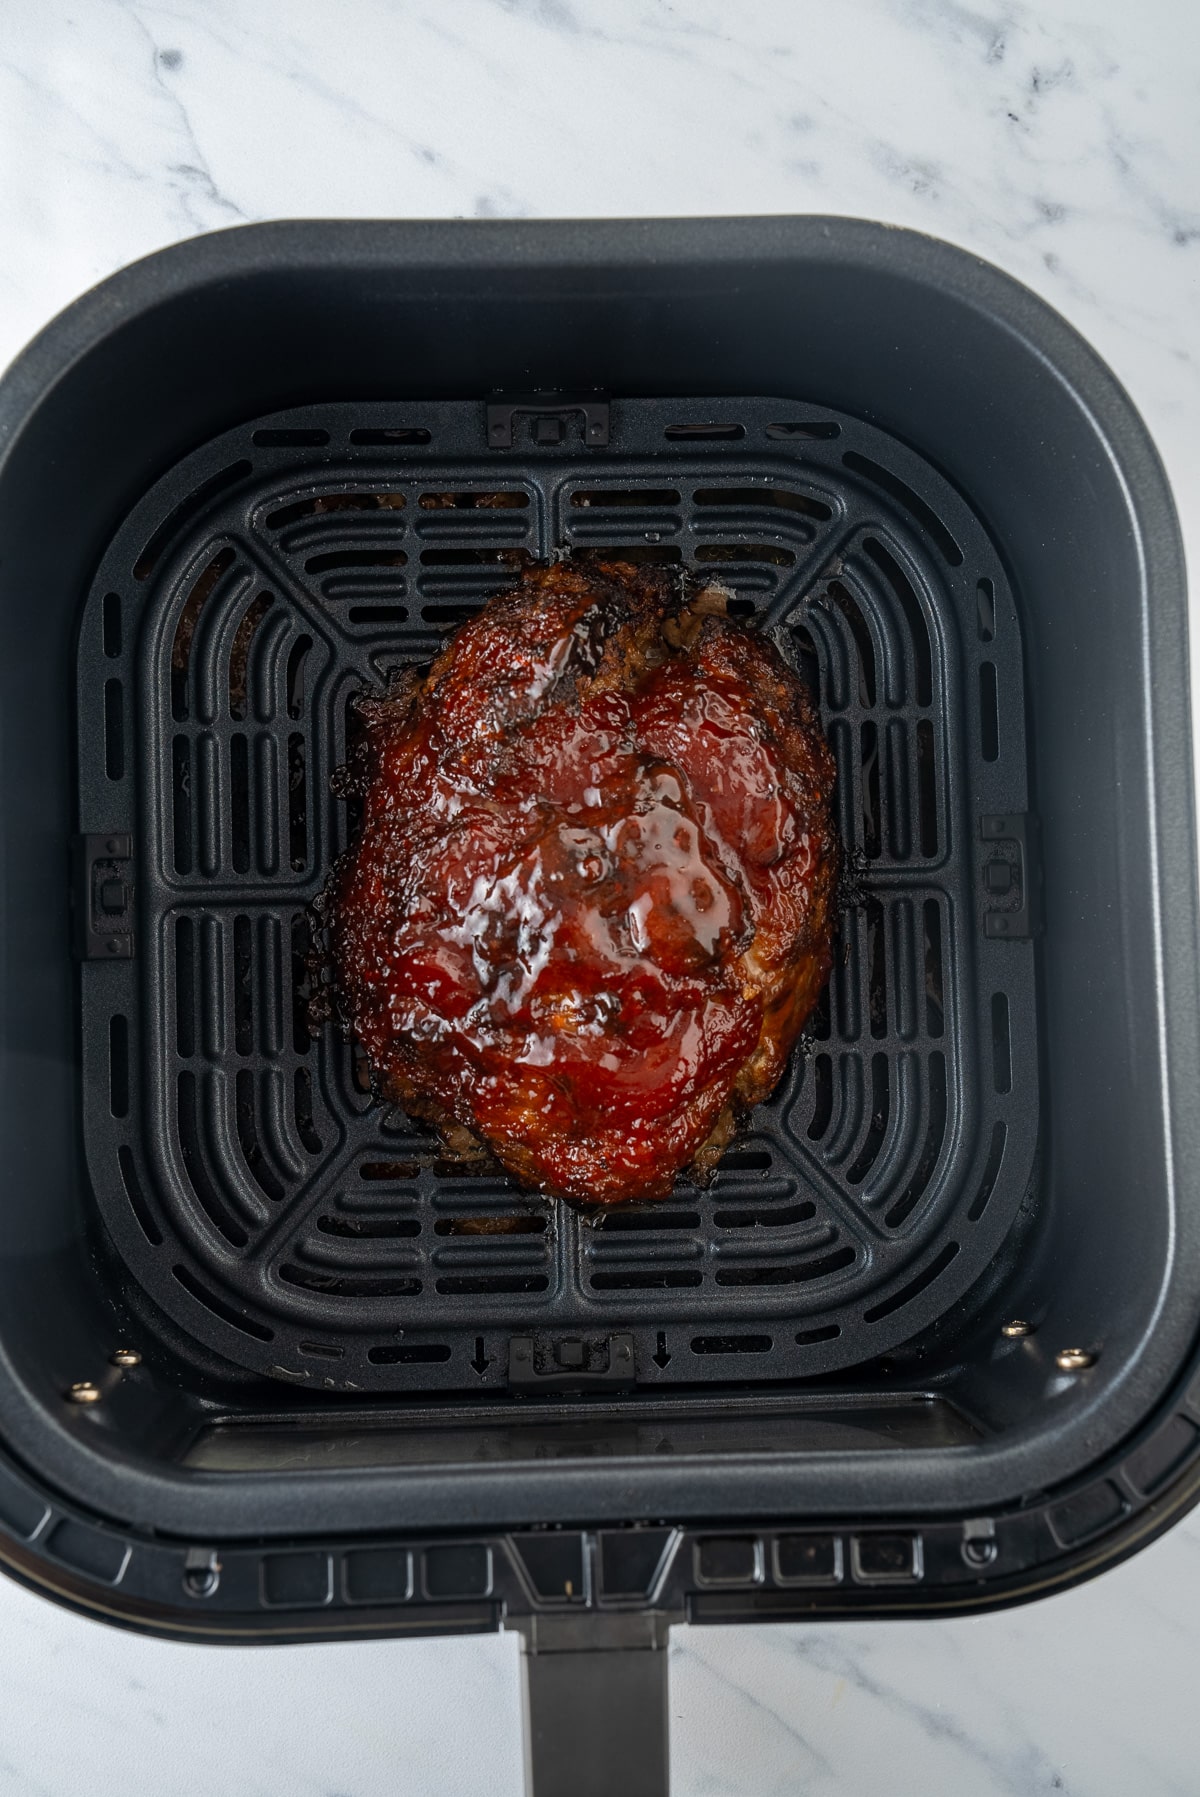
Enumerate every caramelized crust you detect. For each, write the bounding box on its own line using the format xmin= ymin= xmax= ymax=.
xmin=327 ymin=561 xmax=838 ymax=1203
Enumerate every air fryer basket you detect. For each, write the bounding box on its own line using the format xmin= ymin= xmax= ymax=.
xmin=0 ymin=219 xmax=1197 ymax=1793
xmin=79 ymin=394 xmax=1036 ymax=1392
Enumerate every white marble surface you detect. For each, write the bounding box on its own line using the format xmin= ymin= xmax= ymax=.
xmin=1 ymin=1 xmax=1198 ymax=1792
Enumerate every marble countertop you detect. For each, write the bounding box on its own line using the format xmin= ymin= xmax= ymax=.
xmin=1 ymin=1 xmax=1197 ymax=1791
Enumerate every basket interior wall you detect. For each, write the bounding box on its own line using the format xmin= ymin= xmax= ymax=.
xmin=0 ymin=224 xmax=1189 ymax=1533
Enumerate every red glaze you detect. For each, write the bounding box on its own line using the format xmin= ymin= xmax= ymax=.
xmin=328 ymin=562 xmax=838 ymax=1203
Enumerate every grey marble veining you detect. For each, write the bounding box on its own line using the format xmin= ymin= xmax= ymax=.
xmin=672 ymin=1510 xmax=1200 ymax=1795
xmin=0 ymin=1 xmax=1198 ymax=1792
xmin=0 ymin=1564 xmax=527 ymax=1797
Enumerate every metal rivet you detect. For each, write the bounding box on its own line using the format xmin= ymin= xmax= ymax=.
xmin=67 ymin=1381 xmax=101 ymax=1404
xmin=962 ymin=1537 xmax=998 ymax=1568
xmin=110 ymin=1347 xmax=141 ymax=1368
xmin=1001 ymin=1319 xmax=1034 ymax=1339
xmin=183 ymin=1548 xmax=221 ymax=1598
xmin=1056 ymin=1347 xmax=1096 ymax=1371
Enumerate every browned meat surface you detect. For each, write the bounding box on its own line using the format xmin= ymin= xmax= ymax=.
xmin=326 ymin=560 xmax=838 ymax=1204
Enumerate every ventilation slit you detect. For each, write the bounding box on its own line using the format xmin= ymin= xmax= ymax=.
xmin=281 ymin=1265 xmax=421 ymax=1297
xmin=268 ymin=490 xmax=406 ymax=529
xmin=991 ymin=993 xmax=1012 ymax=1093
xmin=176 ymin=1072 xmax=248 ymax=1247
xmin=864 ymin=537 xmax=933 ymax=705
xmin=172 ymin=736 xmax=193 ymax=875
xmin=923 ymin=900 xmax=944 ymax=1037
xmin=197 ymin=735 xmax=219 ymax=878
xmin=436 ymin=1275 xmax=550 ymax=1295
xmin=718 ymin=1150 xmax=772 ymax=1173
xmin=294 ymin=1068 xmax=323 ymax=1155
xmin=288 ymin=733 xmax=307 ymax=872
xmin=341 ymin=697 xmax=365 ymax=849
xmin=349 ymin=426 xmax=431 ymax=445
xmin=421 ymin=490 xmax=529 ymax=509
xmin=420 ymin=547 xmax=531 ymax=568
xmin=712 ymin=1202 xmax=815 ymax=1230
xmin=255 ymin=735 xmax=279 ymax=877
xmin=867 ymin=899 xmax=887 ymax=1037
xmin=886 ymin=719 xmax=912 ymax=858
xmin=136 ymin=470 xmax=248 ymax=582
xmin=437 ymin=1215 xmax=544 ymax=1237
xmin=885 ymin=1053 xmax=948 ymax=1227
xmin=571 ymin=488 xmax=679 ymax=509
xmin=258 ymin=915 xmax=284 ymax=1057
xmin=173 ymin=1262 xmax=271 ymax=1337
xmin=695 ymin=543 xmax=796 ymax=567
xmin=846 ymin=1054 xmax=889 ymax=1184
xmin=236 ymin=1069 xmax=284 ymax=1201
xmin=118 ymin=1145 xmax=161 ymax=1245
xmin=830 ymin=581 xmax=876 ymax=703
xmin=693 ymin=485 xmax=831 ymax=519
xmin=348 ymin=606 xmax=406 ymax=625
xmin=286 ymin=636 xmax=313 ymax=719
xmin=590 ymin=1271 xmax=701 ymax=1292
xmin=291 ymin=911 xmax=313 ymax=1053
xmin=104 ymin=680 xmax=124 ymax=780
xmin=977 ymin=577 xmax=995 ymax=642
xmin=916 ymin=720 xmax=937 ymax=856
xmin=108 ymin=1015 xmax=129 ymax=1118
xmin=808 ymin=1054 xmax=834 ymax=1139
xmin=170 ymin=547 xmax=235 ymax=719
xmin=233 ymin=916 xmax=253 ymax=1055
xmin=229 ymin=593 xmax=272 ymax=720
xmin=574 ymin=545 xmax=681 ymax=567
xmin=102 ymin=592 xmax=122 ymax=658
xmin=175 ymin=917 xmax=196 ymax=1057
xmin=863 ymin=1240 xmax=959 ymax=1323
xmin=715 ymin=1246 xmax=856 ymax=1287
xmin=845 ymin=454 xmax=963 ymax=566
xmin=422 ymin=602 xmax=484 ymax=625
xmin=833 ymin=913 xmax=860 ymax=1040
xmin=969 ymin=1121 xmax=1008 ymax=1221
xmin=350 ymin=1041 xmax=373 ymax=1098
xmin=766 ymin=420 xmax=840 ymax=440
xmin=305 ymin=549 xmax=408 ymax=575
xmin=891 ymin=898 xmax=918 ymax=1041
xmin=790 ymin=625 xmax=821 ymax=708
xmin=597 ymin=1209 xmax=700 ymax=1232
xmin=664 ymin=421 xmax=745 ymax=440
xmin=253 ymin=427 xmax=330 ymax=447
xmin=861 ymin=721 xmax=880 ymax=858
xmin=980 ymin=662 xmax=999 ymax=761
xmin=230 ymin=734 xmax=250 ymax=873
xmin=323 ymin=1214 xmax=420 ymax=1239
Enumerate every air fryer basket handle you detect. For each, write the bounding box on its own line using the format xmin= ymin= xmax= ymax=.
xmin=519 ymin=1617 xmax=671 ymax=1797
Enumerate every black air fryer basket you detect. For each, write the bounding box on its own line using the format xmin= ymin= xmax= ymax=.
xmin=0 ymin=219 xmax=1197 ymax=1796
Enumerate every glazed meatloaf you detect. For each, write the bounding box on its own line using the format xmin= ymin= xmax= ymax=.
xmin=326 ymin=559 xmax=838 ymax=1203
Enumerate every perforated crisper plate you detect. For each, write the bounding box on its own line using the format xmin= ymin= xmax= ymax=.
xmin=76 ymin=396 xmax=1039 ymax=1391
